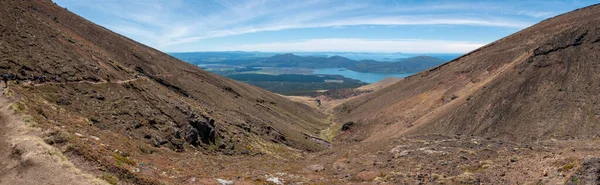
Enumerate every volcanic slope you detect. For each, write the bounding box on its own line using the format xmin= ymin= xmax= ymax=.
xmin=0 ymin=0 xmax=329 ymax=183
xmin=334 ymin=4 xmax=600 ymax=142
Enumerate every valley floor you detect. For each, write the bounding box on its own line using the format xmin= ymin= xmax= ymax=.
xmin=131 ymin=135 xmax=600 ymax=184
xmin=1 ymin=83 xmax=599 ymax=185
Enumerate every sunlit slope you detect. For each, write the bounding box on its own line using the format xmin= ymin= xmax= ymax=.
xmin=334 ymin=4 xmax=600 ymax=142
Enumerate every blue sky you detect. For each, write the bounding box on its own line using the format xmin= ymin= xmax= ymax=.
xmin=53 ymin=0 xmax=598 ymax=53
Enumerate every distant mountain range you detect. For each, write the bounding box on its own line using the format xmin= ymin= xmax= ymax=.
xmin=220 ymin=53 xmax=447 ymax=74
xmin=169 ymin=51 xmax=462 ymax=62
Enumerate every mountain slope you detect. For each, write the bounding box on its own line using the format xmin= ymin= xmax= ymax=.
xmin=0 ymin=0 xmax=329 ymax=183
xmin=221 ymin=53 xmax=447 ymax=73
xmin=334 ymin=4 xmax=600 ymax=142
xmin=349 ymin=56 xmax=446 ymax=73
xmin=0 ymin=95 xmax=107 ymax=185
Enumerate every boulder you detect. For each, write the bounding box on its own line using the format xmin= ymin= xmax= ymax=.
xmin=341 ymin=122 xmax=354 ymax=131
xmin=308 ymin=164 xmax=325 ymax=172
xmin=567 ymin=157 xmax=600 ymax=185
xmin=182 ymin=115 xmax=216 ymax=146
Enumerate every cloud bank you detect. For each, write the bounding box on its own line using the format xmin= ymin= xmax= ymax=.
xmin=215 ymin=38 xmax=485 ymax=53
xmin=54 ymin=0 xmax=594 ymax=52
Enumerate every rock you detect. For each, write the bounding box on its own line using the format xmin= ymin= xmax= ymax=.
xmin=90 ymin=136 xmax=100 ymax=141
xmin=155 ymin=135 xmax=168 ymax=145
xmin=308 ymin=164 xmax=325 ymax=172
xmin=183 ymin=115 xmax=216 ymax=146
xmin=215 ymin=178 xmax=233 ymax=185
xmin=56 ymin=98 xmax=71 ymax=105
xmin=223 ymin=150 xmax=235 ymax=155
xmin=357 ymin=171 xmax=380 ymax=181
xmin=393 ymin=150 xmax=409 ymax=158
xmin=149 ymin=135 xmax=168 ymax=147
xmin=333 ymin=161 xmax=347 ymax=171
xmin=266 ymin=177 xmax=283 ymax=185
xmin=341 ymin=122 xmax=354 ymax=131
xmin=133 ymin=122 xmax=143 ymax=129
xmin=169 ymin=137 xmax=185 ymax=152
xmin=183 ymin=125 xmax=200 ymax=145
xmin=197 ymin=179 xmax=219 ymax=185
xmin=389 ymin=145 xmax=407 ymax=153
xmin=240 ymin=148 xmax=249 ymax=155
xmin=567 ymin=157 xmax=600 ymax=185
xmin=90 ymin=94 xmax=105 ymax=101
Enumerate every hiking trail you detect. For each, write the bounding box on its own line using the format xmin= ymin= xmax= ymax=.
xmin=0 ymin=87 xmax=107 ymax=185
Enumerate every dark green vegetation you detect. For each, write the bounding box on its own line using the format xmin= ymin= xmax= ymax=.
xmin=220 ymin=53 xmax=446 ymax=74
xmin=228 ymin=74 xmax=366 ymax=95
xmin=169 ymin=51 xmax=275 ymax=63
xmin=171 ymin=52 xmax=449 ymax=95
xmin=229 ymin=74 xmax=334 ymax=82
xmin=348 ymin=56 xmax=447 ymax=73
xmin=233 ymin=66 xmax=261 ymax=72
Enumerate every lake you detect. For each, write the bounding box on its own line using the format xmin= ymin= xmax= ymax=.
xmin=313 ymin=68 xmax=414 ymax=83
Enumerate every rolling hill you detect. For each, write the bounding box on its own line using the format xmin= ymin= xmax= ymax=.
xmin=221 ymin=53 xmax=447 ymax=73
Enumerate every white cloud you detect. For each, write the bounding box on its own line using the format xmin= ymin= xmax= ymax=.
xmin=162 ymin=16 xmax=528 ymax=47
xmin=213 ymin=38 xmax=485 ymax=53
xmin=516 ymin=11 xmax=555 ymax=18
xmin=55 ymin=0 xmax=578 ymax=52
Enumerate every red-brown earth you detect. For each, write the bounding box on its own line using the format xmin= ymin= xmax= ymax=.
xmin=1 ymin=1 xmax=600 ymax=184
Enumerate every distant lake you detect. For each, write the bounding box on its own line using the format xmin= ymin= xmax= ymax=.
xmin=313 ymin=68 xmax=413 ymax=83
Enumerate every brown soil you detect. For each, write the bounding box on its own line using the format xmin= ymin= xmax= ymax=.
xmin=0 ymin=0 xmax=328 ymax=184
xmin=0 ymin=88 xmax=106 ymax=185
xmin=0 ymin=0 xmax=329 ymax=155
xmin=357 ymin=77 xmax=402 ymax=92
xmin=335 ymin=4 xmax=600 ymax=143
xmin=1 ymin=1 xmax=600 ymax=184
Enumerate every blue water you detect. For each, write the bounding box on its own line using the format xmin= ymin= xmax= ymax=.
xmin=313 ymin=68 xmax=413 ymax=83
xmin=295 ymin=52 xmax=462 ymax=62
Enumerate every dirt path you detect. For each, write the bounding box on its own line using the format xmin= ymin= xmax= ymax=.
xmin=31 ymin=76 xmax=145 ymax=87
xmin=0 ymin=87 xmax=107 ymax=185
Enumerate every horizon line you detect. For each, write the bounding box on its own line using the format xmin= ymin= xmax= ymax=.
xmin=166 ymin=51 xmax=466 ymax=54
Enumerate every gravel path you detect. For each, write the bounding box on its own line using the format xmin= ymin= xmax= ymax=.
xmin=0 ymin=87 xmax=107 ymax=185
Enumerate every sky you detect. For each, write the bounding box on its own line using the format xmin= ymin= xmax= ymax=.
xmin=53 ymin=0 xmax=598 ymax=53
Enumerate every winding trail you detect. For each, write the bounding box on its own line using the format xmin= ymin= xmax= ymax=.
xmin=32 ymin=76 xmax=145 ymax=87
xmin=0 ymin=87 xmax=107 ymax=185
